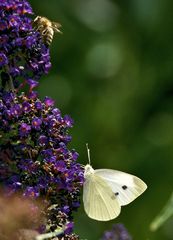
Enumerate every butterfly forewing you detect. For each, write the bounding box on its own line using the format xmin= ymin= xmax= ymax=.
xmin=94 ymin=169 xmax=147 ymax=206
xmin=83 ymin=173 xmax=121 ymax=221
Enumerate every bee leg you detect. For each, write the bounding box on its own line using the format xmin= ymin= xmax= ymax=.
xmin=34 ymin=25 xmax=43 ymax=31
xmin=42 ymin=29 xmax=49 ymax=35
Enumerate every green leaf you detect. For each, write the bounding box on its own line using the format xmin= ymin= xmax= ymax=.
xmin=150 ymin=192 xmax=173 ymax=231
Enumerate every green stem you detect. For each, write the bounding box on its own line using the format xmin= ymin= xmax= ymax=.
xmin=1 ymin=66 xmax=15 ymax=92
xmin=35 ymin=227 xmax=64 ymax=240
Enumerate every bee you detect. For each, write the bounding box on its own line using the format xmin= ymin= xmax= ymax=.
xmin=33 ymin=16 xmax=62 ymax=46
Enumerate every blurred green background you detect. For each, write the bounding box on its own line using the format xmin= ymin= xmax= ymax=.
xmin=29 ymin=0 xmax=173 ymax=239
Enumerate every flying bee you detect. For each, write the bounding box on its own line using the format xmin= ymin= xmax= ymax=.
xmin=33 ymin=16 xmax=62 ymax=46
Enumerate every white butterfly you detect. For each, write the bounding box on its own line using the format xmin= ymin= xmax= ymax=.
xmin=83 ymin=145 xmax=147 ymax=221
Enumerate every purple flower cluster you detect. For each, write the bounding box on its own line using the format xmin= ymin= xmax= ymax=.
xmin=101 ymin=224 xmax=132 ymax=240
xmin=0 ymin=90 xmax=84 ymax=237
xmin=0 ymin=0 xmax=84 ymax=239
xmin=0 ymin=0 xmax=51 ymax=91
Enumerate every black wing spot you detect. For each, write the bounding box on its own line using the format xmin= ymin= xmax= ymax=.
xmin=115 ymin=192 xmax=119 ymax=196
xmin=122 ymin=185 xmax=127 ymax=190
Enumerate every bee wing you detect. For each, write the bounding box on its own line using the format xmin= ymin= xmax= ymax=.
xmin=52 ymin=22 xmax=62 ymax=33
xmin=95 ymin=169 xmax=147 ymax=206
xmin=83 ymin=174 xmax=121 ymax=221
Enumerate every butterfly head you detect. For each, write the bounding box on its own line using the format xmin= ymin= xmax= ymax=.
xmin=84 ymin=164 xmax=94 ymax=178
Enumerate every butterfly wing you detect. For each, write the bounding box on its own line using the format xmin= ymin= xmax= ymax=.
xmin=94 ymin=169 xmax=147 ymax=206
xmin=83 ymin=174 xmax=121 ymax=221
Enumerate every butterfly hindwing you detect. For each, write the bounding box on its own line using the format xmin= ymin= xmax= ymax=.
xmin=83 ymin=173 xmax=121 ymax=221
xmin=94 ymin=169 xmax=147 ymax=206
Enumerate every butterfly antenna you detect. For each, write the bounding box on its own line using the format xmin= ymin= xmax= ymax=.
xmin=86 ymin=143 xmax=91 ymax=165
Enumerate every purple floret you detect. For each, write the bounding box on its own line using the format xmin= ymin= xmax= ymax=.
xmin=101 ymin=224 xmax=132 ymax=240
xmin=0 ymin=53 xmax=8 ymax=67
